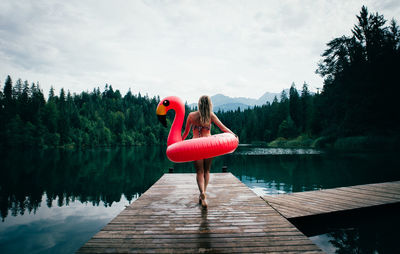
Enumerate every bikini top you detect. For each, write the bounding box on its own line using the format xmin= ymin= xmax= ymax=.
xmin=192 ymin=124 xmax=211 ymax=137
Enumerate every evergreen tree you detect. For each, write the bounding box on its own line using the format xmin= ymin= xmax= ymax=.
xmin=49 ymin=86 xmax=55 ymax=102
xmin=317 ymin=6 xmax=400 ymax=136
xmin=1 ymin=6 xmax=398 ymax=148
xmin=4 ymin=75 xmax=12 ymax=103
xmin=13 ymin=79 xmax=23 ymax=99
xmin=289 ymin=83 xmax=302 ymax=130
xmin=301 ymin=83 xmax=313 ymax=134
xmin=278 ymin=116 xmax=297 ymax=139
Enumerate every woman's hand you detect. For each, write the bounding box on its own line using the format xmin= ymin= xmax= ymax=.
xmin=229 ymin=131 xmax=239 ymax=141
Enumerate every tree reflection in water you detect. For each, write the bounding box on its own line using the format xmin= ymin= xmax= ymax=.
xmin=329 ymin=229 xmax=362 ymax=254
xmin=2 ymin=146 xmax=400 ymax=222
xmin=0 ymin=147 xmax=170 ymax=221
xmin=1 ymin=146 xmax=400 ymax=252
xmin=327 ymin=215 xmax=400 ymax=254
xmin=305 ymin=206 xmax=400 ymax=254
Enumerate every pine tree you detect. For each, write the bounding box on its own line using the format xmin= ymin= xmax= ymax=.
xmin=4 ymin=75 xmax=12 ymax=103
xmin=317 ymin=6 xmax=400 ymax=135
xmin=49 ymin=86 xmax=55 ymax=102
xmin=289 ymin=84 xmax=301 ymax=131
xmin=301 ymin=83 xmax=313 ymax=134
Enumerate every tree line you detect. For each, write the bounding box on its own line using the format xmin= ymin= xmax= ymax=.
xmin=1 ymin=6 xmax=399 ymax=148
xmin=216 ymin=83 xmax=316 ymax=144
xmin=0 ymin=78 xmax=173 ymax=147
xmin=217 ymin=6 xmax=400 ymax=145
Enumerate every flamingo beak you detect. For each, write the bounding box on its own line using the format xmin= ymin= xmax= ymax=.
xmin=156 ymin=104 xmax=167 ymax=127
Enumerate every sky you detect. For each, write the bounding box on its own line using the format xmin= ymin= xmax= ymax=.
xmin=1 ymin=0 xmax=399 ymax=103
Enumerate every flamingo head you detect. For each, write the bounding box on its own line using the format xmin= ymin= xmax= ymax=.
xmin=156 ymin=96 xmax=184 ymax=127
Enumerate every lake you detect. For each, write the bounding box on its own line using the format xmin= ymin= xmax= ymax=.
xmin=0 ymin=146 xmax=399 ymax=253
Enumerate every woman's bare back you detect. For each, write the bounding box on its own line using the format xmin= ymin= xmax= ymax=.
xmin=189 ymin=112 xmax=211 ymax=138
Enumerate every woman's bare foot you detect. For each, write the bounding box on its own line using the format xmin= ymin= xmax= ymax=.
xmin=200 ymin=193 xmax=208 ymax=208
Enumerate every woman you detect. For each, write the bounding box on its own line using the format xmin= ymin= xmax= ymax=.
xmin=182 ymin=95 xmax=236 ymax=208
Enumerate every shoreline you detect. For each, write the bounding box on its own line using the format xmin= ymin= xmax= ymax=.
xmin=2 ymin=134 xmax=398 ymax=152
xmin=267 ymin=135 xmax=400 ymax=151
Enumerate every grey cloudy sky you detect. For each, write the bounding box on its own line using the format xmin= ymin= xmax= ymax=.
xmin=1 ymin=0 xmax=399 ymax=103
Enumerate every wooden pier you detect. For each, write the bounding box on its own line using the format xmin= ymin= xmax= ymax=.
xmin=262 ymin=181 xmax=400 ymax=219
xmin=78 ymin=173 xmax=400 ymax=253
xmin=78 ymin=173 xmax=323 ymax=253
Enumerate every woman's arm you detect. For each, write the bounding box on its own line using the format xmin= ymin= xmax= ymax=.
xmin=211 ymin=112 xmax=235 ymax=135
xmin=181 ymin=113 xmax=192 ymax=140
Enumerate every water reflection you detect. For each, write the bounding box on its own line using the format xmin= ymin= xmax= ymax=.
xmin=221 ymin=147 xmax=399 ymax=195
xmin=308 ymin=207 xmax=400 ymax=254
xmin=1 ymin=146 xmax=399 ymax=220
xmin=0 ymin=146 xmax=399 ymax=253
xmin=0 ymin=147 xmax=170 ymax=221
xmin=197 ymin=209 xmax=211 ymax=250
xmin=0 ymin=194 xmax=131 ymax=254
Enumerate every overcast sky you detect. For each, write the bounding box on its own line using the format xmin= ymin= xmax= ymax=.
xmin=1 ymin=0 xmax=399 ymax=103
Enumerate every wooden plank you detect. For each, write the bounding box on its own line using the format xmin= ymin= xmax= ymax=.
xmin=312 ymin=188 xmax=391 ymax=204
xmin=265 ymin=191 xmax=397 ymax=219
xmin=287 ymin=188 xmax=394 ymax=205
xmin=351 ymin=183 xmax=400 ymax=194
xmin=285 ymin=189 xmax=385 ymax=209
xmin=282 ymin=193 xmax=360 ymax=210
xmin=263 ymin=181 xmax=400 ymax=219
xmin=364 ymin=181 xmax=400 ymax=189
xmin=330 ymin=188 xmax=400 ymax=204
xmin=78 ymin=173 xmax=322 ymax=253
xmin=266 ymin=196 xmax=336 ymax=214
xmin=81 ymin=239 xmax=317 ymax=248
xmin=267 ymin=190 xmax=370 ymax=211
xmin=78 ymin=246 xmax=321 ymax=254
xmin=92 ymin=231 xmax=306 ymax=239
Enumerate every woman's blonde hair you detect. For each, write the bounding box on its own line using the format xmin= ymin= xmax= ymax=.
xmin=198 ymin=95 xmax=212 ymax=125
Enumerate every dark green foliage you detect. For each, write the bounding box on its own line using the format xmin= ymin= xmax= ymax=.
xmin=215 ymin=83 xmax=316 ymax=143
xmin=289 ymin=84 xmax=302 ymax=130
xmin=316 ymin=5 xmax=400 ymax=137
xmin=278 ymin=116 xmax=298 ymax=139
xmin=4 ymin=76 xmax=12 ymax=100
xmin=0 ymin=79 xmax=167 ymax=148
xmin=1 ymin=7 xmax=397 ymax=147
xmin=216 ymin=6 xmax=399 ymax=144
xmin=301 ymin=83 xmax=313 ymax=134
xmin=0 ymin=147 xmax=169 ymax=220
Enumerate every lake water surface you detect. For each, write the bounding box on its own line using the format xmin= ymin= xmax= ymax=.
xmin=0 ymin=146 xmax=399 ymax=253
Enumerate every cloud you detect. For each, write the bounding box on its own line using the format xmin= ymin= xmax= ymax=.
xmin=374 ymin=0 xmax=400 ymax=12
xmin=0 ymin=0 xmax=399 ymax=103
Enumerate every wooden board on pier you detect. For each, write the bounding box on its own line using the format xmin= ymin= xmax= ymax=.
xmin=262 ymin=181 xmax=400 ymax=219
xmin=78 ymin=173 xmax=322 ymax=253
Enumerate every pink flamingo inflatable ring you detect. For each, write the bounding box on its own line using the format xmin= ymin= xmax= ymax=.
xmin=156 ymin=96 xmax=239 ymax=163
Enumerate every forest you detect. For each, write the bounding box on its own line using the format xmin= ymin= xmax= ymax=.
xmin=215 ymin=6 xmax=400 ymax=147
xmin=0 ymin=79 xmax=174 ymax=147
xmin=0 ymin=6 xmax=399 ymax=149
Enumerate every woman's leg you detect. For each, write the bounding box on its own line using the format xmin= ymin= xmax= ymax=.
xmin=203 ymin=158 xmax=213 ymax=193
xmin=194 ymin=159 xmax=205 ymax=194
xmin=194 ymin=159 xmax=208 ymax=208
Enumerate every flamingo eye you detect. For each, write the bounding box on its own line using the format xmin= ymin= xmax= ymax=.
xmin=163 ymin=100 xmax=170 ymax=107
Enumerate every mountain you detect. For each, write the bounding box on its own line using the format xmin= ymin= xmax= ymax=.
xmin=189 ymin=92 xmax=281 ymax=112
xmin=189 ymin=89 xmax=310 ymax=112
xmin=211 ymin=94 xmax=258 ymax=107
xmin=213 ymin=103 xmax=252 ymax=112
xmin=257 ymin=92 xmax=280 ymax=105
